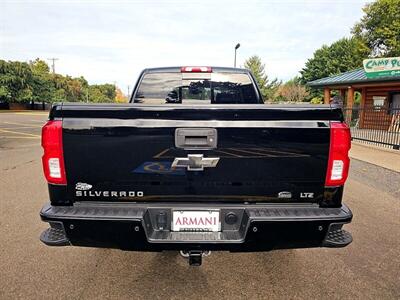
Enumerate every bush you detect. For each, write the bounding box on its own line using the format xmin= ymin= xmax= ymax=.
xmin=310 ymin=97 xmax=323 ymax=104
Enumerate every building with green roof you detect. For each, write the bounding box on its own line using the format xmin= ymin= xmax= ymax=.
xmin=307 ymin=63 xmax=400 ymax=133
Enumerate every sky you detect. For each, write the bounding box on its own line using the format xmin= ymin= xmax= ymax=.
xmin=1 ymin=0 xmax=368 ymax=94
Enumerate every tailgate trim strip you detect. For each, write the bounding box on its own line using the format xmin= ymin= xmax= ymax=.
xmin=63 ymin=119 xmax=329 ymax=129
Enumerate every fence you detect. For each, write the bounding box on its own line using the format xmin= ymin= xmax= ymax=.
xmin=343 ymin=105 xmax=400 ymax=150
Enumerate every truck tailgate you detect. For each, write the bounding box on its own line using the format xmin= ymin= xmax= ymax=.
xmin=57 ymin=104 xmax=342 ymax=203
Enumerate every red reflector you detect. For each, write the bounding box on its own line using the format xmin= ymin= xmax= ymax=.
xmin=180 ymin=66 xmax=212 ymax=73
xmin=41 ymin=120 xmax=66 ymax=185
xmin=325 ymin=122 xmax=351 ymax=186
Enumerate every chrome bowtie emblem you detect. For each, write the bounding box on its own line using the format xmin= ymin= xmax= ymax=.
xmin=171 ymin=154 xmax=220 ymax=171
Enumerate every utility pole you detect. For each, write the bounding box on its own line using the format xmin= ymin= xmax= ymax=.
xmin=47 ymin=58 xmax=59 ymax=74
xmin=234 ymin=43 xmax=240 ymax=67
xmin=127 ymin=85 xmax=130 ymax=98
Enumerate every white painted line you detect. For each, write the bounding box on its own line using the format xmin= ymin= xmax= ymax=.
xmin=0 ymin=128 xmax=41 ymax=137
xmin=3 ymin=121 xmax=42 ymax=128
xmin=0 ymin=136 xmax=40 ymax=139
xmin=15 ymin=112 xmax=48 ymax=116
xmin=0 ymin=126 xmax=42 ymax=130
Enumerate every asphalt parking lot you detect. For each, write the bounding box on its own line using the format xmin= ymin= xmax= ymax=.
xmin=0 ymin=111 xmax=399 ymax=299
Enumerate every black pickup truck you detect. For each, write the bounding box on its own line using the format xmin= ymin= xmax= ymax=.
xmin=40 ymin=66 xmax=352 ymax=266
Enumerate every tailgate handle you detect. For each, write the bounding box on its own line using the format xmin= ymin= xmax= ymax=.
xmin=175 ymin=128 xmax=217 ymax=149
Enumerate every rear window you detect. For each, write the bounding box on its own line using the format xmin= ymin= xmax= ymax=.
xmin=134 ymin=72 xmax=260 ymax=104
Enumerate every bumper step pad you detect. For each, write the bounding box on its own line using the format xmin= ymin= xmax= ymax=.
xmin=40 ymin=225 xmax=69 ymax=246
xmin=323 ymin=229 xmax=352 ymax=248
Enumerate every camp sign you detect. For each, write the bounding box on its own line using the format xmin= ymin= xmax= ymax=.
xmin=363 ymin=57 xmax=400 ymax=78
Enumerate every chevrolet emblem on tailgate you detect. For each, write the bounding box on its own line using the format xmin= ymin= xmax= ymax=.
xmin=171 ymin=154 xmax=220 ymax=171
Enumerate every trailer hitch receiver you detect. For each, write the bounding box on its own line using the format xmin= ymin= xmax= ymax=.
xmin=180 ymin=250 xmax=211 ymax=266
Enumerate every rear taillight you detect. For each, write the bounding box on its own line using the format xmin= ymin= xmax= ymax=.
xmin=325 ymin=122 xmax=351 ymax=186
xmin=41 ymin=120 xmax=66 ymax=185
xmin=181 ymin=66 xmax=212 ymax=73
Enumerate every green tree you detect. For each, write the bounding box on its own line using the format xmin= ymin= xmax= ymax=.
xmin=300 ymin=37 xmax=370 ymax=100
xmin=29 ymin=58 xmax=54 ymax=103
xmin=0 ymin=58 xmax=117 ymax=104
xmin=76 ymin=76 xmax=89 ymax=102
xmin=52 ymin=75 xmax=86 ymax=103
xmin=53 ymin=88 xmax=67 ymax=102
xmin=30 ymin=58 xmax=50 ymax=74
xmin=300 ymin=37 xmax=369 ymax=84
xmin=352 ymin=0 xmax=400 ymax=57
xmin=0 ymin=60 xmax=34 ymax=103
xmin=0 ymin=61 xmax=12 ymax=102
xmin=88 ymin=84 xmax=116 ymax=103
xmin=244 ymin=55 xmax=280 ymax=101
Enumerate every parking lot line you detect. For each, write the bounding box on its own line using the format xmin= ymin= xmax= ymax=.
xmin=0 ymin=128 xmax=40 ymax=137
xmin=0 ymin=126 xmax=41 ymax=130
xmin=0 ymin=136 xmax=40 ymax=139
xmin=0 ymin=111 xmax=47 ymax=115
xmin=15 ymin=112 xmax=48 ymax=116
xmin=2 ymin=121 xmax=43 ymax=128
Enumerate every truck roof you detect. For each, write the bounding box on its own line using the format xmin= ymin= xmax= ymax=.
xmin=142 ymin=66 xmax=250 ymax=73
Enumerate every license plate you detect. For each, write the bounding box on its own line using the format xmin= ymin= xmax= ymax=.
xmin=172 ymin=210 xmax=220 ymax=232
